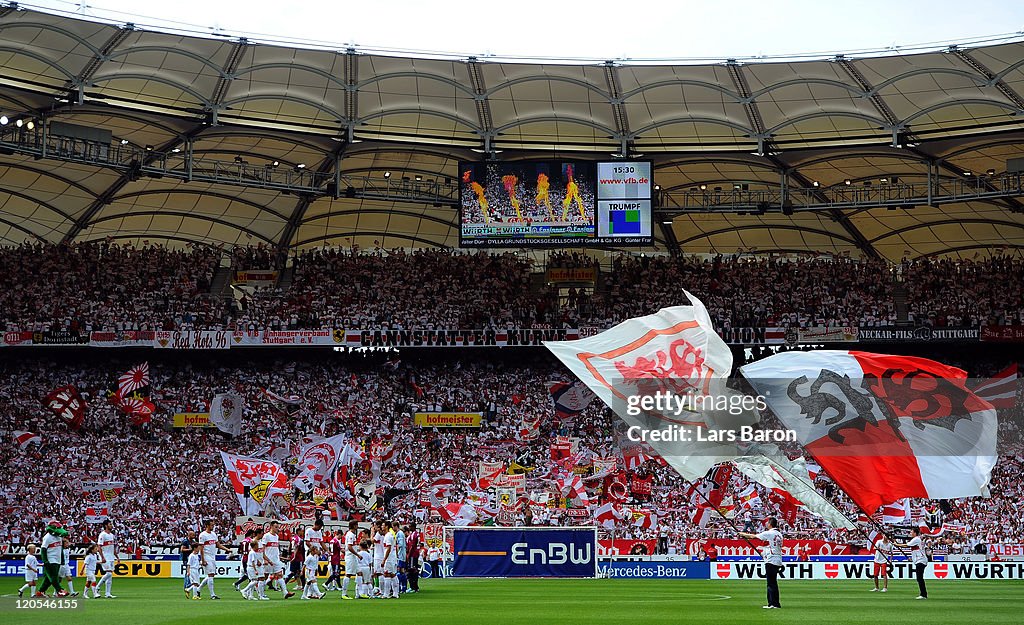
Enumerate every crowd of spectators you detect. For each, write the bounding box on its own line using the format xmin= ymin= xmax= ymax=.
xmin=1 ymin=242 xmax=1023 ymax=333
xmin=0 ymin=353 xmax=1018 ymax=557
xmin=0 ymin=241 xmax=225 ymax=333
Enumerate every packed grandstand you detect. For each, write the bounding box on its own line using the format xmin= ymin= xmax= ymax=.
xmin=1 ymin=3 xmax=1024 ymax=613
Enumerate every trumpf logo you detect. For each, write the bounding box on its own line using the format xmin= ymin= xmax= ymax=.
xmin=511 ymin=542 xmax=592 ymax=565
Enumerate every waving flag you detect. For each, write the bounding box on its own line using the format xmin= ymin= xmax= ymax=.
xmin=439 ymin=502 xmax=478 ymax=527
xmin=118 ymin=362 xmax=149 ymax=397
xmin=209 ymin=392 xmax=244 ymax=437
xmin=13 ymin=430 xmax=40 ymax=449
xmin=631 ymin=508 xmax=658 ymax=530
xmin=293 ymin=434 xmax=348 ymax=493
xmin=595 ymin=502 xmax=625 ymax=528
xmin=546 ymin=291 xmax=755 ymax=481
xmin=741 ymin=350 xmax=997 ymax=514
xmin=880 ymin=499 xmax=911 ymax=524
xmin=262 ymin=388 xmax=303 ymax=417
xmin=43 ymin=385 xmax=86 ymax=430
xmin=732 ymin=452 xmax=855 ymax=529
xmin=547 ymin=380 xmax=597 ymax=421
xmin=972 ymin=363 xmax=1018 ymax=409
xmin=118 ymin=395 xmax=155 ymax=426
xmin=220 ymin=451 xmax=291 ymax=515
xmin=737 ymin=484 xmax=761 ymax=509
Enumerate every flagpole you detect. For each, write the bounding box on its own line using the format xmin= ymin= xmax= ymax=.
xmin=685 ymin=466 xmax=764 ymax=554
xmin=809 ymin=462 xmax=911 ymax=564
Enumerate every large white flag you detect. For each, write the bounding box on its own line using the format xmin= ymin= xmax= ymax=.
xmin=209 ymin=392 xmax=244 ymax=437
xmin=293 ymin=434 xmax=348 ymax=493
xmin=546 ymin=291 xmax=755 ymax=481
xmin=732 ymin=449 xmax=855 ymax=529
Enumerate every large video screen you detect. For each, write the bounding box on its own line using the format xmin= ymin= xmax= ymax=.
xmin=459 ymin=160 xmax=653 ymax=247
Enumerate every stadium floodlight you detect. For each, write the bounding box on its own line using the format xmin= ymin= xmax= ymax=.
xmin=986 ymin=168 xmax=996 ymax=176
xmin=699 ymin=184 xmax=707 ymax=191
xmin=963 ymin=170 xmax=972 ymax=176
xmin=171 ymin=147 xmax=180 ymax=153
xmin=15 ymin=118 xmax=22 ymax=127
xmin=415 ymin=175 xmax=423 ymax=182
xmin=0 ymin=115 xmax=7 ymax=125
xmin=843 ymin=179 xmax=851 ymax=186
xmin=879 ymin=177 xmax=888 ymax=184
xmin=120 ymin=138 xmax=129 ymax=145
xmin=383 ymin=171 xmax=391 ymax=178
xmin=812 ymin=181 xmax=820 ymax=187
xmin=271 ymin=161 xmax=279 ymax=167
xmin=26 ymin=120 xmax=34 ymax=130
xmin=145 ymin=145 xmax=153 ymax=151
xmin=296 ymin=163 xmax=306 ymax=169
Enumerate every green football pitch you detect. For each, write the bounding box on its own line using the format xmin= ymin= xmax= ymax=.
xmin=2 ymin=577 xmax=1022 ymax=625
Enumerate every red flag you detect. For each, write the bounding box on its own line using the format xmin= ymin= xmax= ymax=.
xmin=12 ymin=430 xmax=41 ymax=449
xmin=118 ymin=362 xmax=149 ymax=397
xmin=972 ymin=363 xmax=1018 ymax=409
xmin=43 ymin=385 xmax=86 ymax=430
xmin=743 ymin=351 xmax=997 ymax=514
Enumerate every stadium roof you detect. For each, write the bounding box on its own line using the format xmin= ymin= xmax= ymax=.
xmin=1 ymin=5 xmax=1024 ymax=260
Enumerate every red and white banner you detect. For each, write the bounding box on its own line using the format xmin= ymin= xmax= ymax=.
xmin=220 ymin=452 xmax=291 ymax=515
xmin=687 ymin=538 xmax=851 ymax=558
xmin=712 ymin=561 xmax=1023 ymax=580
xmin=89 ymin=330 xmax=155 ymax=347
xmin=230 ymin=329 xmax=343 ymax=347
xmin=43 ymin=385 xmax=86 ymax=430
xmin=12 ymin=430 xmax=40 ymax=449
xmin=547 ymin=291 xmax=754 ymax=482
xmin=293 ymin=434 xmax=349 ymax=493
xmin=153 ymin=330 xmax=230 ymax=349
xmin=742 ymin=350 xmax=998 ymax=514
xmin=597 ymin=538 xmax=658 ymax=556
xmin=988 ymin=543 xmax=1024 ymax=557
xmin=972 ymin=363 xmax=1018 ymax=409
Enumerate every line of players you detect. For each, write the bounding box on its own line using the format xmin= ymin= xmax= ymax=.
xmin=185 ymin=518 xmax=415 ymax=601
xmin=19 ymin=520 xmax=120 ymax=599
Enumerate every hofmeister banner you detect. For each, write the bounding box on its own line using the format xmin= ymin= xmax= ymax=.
xmin=452 ymin=527 xmax=596 ymax=578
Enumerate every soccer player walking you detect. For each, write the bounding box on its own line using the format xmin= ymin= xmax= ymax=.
xmin=739 ymin=517 xmax=784 ymax=609
xmin=18 ymin=544 xmax=39 ymax=598
xmin=198 ymin=519 xmax=228 ymax=599
xmin=97 ymin=520 xmax=118 ymax=598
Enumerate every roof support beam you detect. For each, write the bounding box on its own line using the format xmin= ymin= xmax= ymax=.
xmin=603 ymin=61 xmax=632 ymax=155
xmin=65 ymin=23 xmax=135 ymax=105
xmin=834 ymin=56 xmax=900 ymax=129
xmin=60 ymin=125 xmax=205 ymax=243
xmin=277 ymin=142 xmax=348 ymax=251
xmin=725 ymin=60 xmax=766 ymax=137
xmin=466 ymin=57 xmax=495 ymax=154
xmin=768 ymin=154 xmax=881 ymax=259
xmin=950 ymin=47 xmax=1024 ymax=113
xmin=208 ymin=37 xmax=249 ymax=124
xmin=343 ymin=48 xmax=359 ymax=140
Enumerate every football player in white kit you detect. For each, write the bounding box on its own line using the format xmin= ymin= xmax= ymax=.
xmin=97 ymin=520 xmax=118 ymax=598
xmin=59 ymin=537 xmax=78 ymax=596
xmin=186 ymin=546 xmax=202 ymax=600
xmin=18 ymin=544 xmax=39 ymax=598
xmin=341 ymin=520 xmax=360 ymax=600
xmin=372 ymin=522 xmax=385 ymax=596
xmin=241 ymin=528 xmax=268 ymax=600
xmin=262 ymin=521 xmax=295 ymax=599
xmin=357 ymin=541 xmax=373 ymax=599
xmin=301 ymin=545 xmax=323 ymax=599
xmin=198 ymin=520 xmax=228 ymax=599
xmin=381 ymin=521 xmax=399 ymax=599
xmin=83 ymin=544 xmax=99 ymax=598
